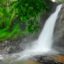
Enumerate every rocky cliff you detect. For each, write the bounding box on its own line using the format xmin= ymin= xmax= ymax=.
xmin=53 ymin=4 xmax=64 ymax=54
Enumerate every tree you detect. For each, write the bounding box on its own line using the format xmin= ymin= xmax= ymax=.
xmin=0 ymin=0 xmax=52 ymax=41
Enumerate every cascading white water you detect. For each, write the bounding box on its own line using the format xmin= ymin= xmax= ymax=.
xmin=0 ymin=4 xmax=62 ymax=61
xmin=11 ymin=4 xmax=62 ymax=60
xmin=12 ymin=4 xmax=62 ymax=61
xmin=36 ymin=4 xmax=62 ymax=53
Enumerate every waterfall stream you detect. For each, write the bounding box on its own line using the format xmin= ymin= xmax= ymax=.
xmin=12 ymin=4 xmax=62 ymax=61
xmin=0 ymin=4 xmax=62 ymax=62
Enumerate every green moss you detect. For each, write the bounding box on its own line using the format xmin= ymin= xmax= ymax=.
xmin=56 ymin=0 xmax=64 ymax=3
xmin=0 ymin=0 xmax=52 ymax=42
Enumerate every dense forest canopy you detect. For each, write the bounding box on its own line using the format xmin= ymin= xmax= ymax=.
xmin=0 ymin=0 xmax=53 ymax=41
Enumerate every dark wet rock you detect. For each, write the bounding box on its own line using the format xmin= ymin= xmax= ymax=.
xmin=33 ymin=55 xmax=64 ymax=64
xmin=0 ymin=40 xmax=23 ymax=54
xmin=53 ymin=4 xmax=64 ymax=54
xmin=0 ymin=61 xmax=5 ymax=64
xmin=42 ymin=60 xmax=63 ymax=64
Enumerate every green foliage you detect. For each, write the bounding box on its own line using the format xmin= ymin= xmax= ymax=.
xmin=0 ymin=0 xmax=52 ymax=42
xmin=56 ymin=0 xmax=64 ymax=3
xmin=18 ymin=0 xmax=51 ymax=21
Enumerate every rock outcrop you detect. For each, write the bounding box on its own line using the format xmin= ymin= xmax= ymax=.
xmin=53 ymin=4 xmax=64 ymax=54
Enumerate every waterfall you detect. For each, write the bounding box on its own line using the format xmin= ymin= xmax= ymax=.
xmin=0 ymin=4 xmax=62 ymax=61
xmin=12 ymin=4 xmax=62 ymax=61
xmin=36 ymin=4 xmax=62 ymax=53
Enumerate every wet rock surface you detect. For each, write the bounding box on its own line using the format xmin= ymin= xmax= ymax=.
xmin=33 ymin=55 xmax=64 ymax=64
xmin=0 ymin=40 xmax=22 ymax=54
xmin=53 ymin=4 xmax=64 ymax=54
xmin=0 ymin=56 xmax=64 ymax=64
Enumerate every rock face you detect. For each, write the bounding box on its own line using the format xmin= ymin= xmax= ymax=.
xmin=53 ymin=4 xmax=64 ymax=54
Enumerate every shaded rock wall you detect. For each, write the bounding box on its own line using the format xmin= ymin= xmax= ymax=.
xmin=53 ymin=4 xmax=64 ymax=54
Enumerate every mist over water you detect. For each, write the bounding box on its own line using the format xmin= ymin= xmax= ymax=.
xmin=0 ymin=4 xmax=62 ymax=61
